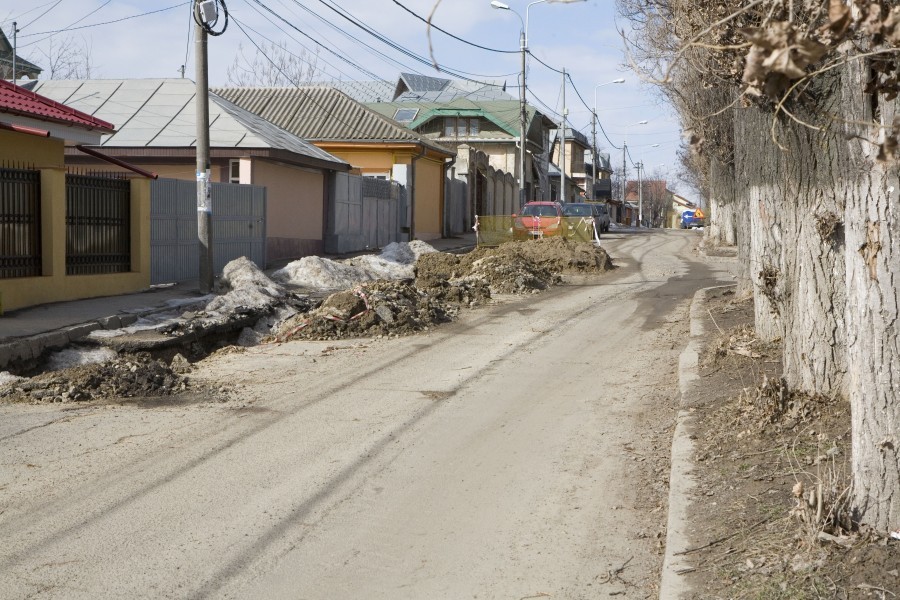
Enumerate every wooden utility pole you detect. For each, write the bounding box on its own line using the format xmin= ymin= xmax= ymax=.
xmin=195 ymin=1 xmax=213 ymax=294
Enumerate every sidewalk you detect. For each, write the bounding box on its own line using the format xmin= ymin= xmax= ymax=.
xmin=0 ymin=234 xmax=476 ymax=368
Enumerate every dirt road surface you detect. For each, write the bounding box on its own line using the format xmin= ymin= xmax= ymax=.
xmin=0 ymin=230 xmax=734 ymax=599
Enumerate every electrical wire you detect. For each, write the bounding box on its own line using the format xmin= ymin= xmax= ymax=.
xmin=314 ymin=0 xmax=514 ymax=82
xmin=18 ymin=2 xmax=189 ymax=44
xmin=193 ymin=0 xmax=228 ymax=36
xmin=241 ymin=0 xmax=387 ymax=83
xmin=0 ymin=1 xmax=62 ymax=27
xmin=17 ymin=0 xmax=65 ymax=31
xmin=390 ymin=0 xmax=518 ymax=54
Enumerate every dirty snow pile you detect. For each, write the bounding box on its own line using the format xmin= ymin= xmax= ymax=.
xmin=272 ymin=240 xmax=437 ymax=290
xmin=207 ymin=256 xmax=286 ymax=312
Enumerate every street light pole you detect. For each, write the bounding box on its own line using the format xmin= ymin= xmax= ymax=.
xmin=491 ymin=0 xmax=584 ymax=206
xmin=591 ymin=78 xmax=625 ymax=201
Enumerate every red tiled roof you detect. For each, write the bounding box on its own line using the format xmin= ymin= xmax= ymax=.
xmin=0 ymin=79 xmax=114 ymax=132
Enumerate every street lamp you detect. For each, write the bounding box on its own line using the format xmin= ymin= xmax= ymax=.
xmin=491 ymin=0 xmax=584 ymax=207
xmin=590 ymin=78 xmax=625 ymax=201
xmin=637 ymin=143 xmax=660 ymax=228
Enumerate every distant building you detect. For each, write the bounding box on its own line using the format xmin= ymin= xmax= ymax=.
xmin=0 ymin=29 xmax=42 ymax=81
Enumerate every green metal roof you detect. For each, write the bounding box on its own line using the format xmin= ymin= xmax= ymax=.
xmin=367 ymin=99 xmax=553 ymax=139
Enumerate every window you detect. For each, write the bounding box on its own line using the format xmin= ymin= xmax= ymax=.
xmin=393 ymin=108 xmax=419 ymax=123
xmin=229 ymin=159 xmax=241 ymax=184
xmin=443 ymin=117 xmax=480 ymax=137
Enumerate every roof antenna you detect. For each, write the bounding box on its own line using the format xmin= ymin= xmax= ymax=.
xmin=179 ymin=65 xmax=185 ymax=78
xmin=502 ymin=80 xmax=506 ymax=92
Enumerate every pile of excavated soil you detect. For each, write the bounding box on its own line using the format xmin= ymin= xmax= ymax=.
xmin=268 ymin=280 xmax=458 ymax=342
xmin=417 ymin=238 xmax=612 ymax=295
xmin=0 ymin=354 xmax=195 ymax=404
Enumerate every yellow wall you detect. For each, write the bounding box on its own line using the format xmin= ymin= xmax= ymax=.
xmin=251 ymin=159 xmax=324 ymax=240
xmin=0 ymin=130 xmax=65 ymax=167
xmin=0 ymin=172 xmax=151 ymax=313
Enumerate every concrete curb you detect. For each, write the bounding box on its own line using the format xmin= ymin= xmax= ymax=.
xmin=0 ymin=305 xmax=181 ymax=371
xmin=660 ymin=284 xmax=735 ymax=599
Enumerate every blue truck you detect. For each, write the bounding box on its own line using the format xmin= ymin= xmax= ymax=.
xmin=680 ymin=209 xmax=705 ymax=229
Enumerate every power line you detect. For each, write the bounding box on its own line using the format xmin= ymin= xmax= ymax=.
xmin=390 ymin=0 xmax=517 ymax=54
xmin=18 ymin=0 xmax=65 ymax=31
xmin=314 ymin=0 xmax=514 ymax=83
xmin=242 ymin=0 xmax=387 ymax=84
xmin=18 ymin=2 xmax=190 ymax=45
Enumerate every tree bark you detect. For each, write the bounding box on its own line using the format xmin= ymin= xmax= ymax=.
xmin=734 ymin=106 xmax=783 ymax=342
xmin=842 ymin=57 xmax=900 ymax=532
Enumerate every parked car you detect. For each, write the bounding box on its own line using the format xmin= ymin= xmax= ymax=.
xmin=561 ymin=203 xmax=602 ymax=240
xmin=512 ymin=202 xmax=564 ymax=239
xmin=681 ymin=209 xmax=705 ymax=229
xmin=594 ymin=203 xmax=611 ymax=233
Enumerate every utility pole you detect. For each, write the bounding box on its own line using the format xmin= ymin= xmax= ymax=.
xmin=518 ymin=28 xmax=527 ymax=207
xmin=590 ymin=112 xmax=597 ymax=202
xmin=195 ymin=0 xmax=213 ymax=294
xmin=11 ymin=22 xmax=17 ymax=85
xmin=560 ymin=67 xmax=567 ymax=204
xmin=638 ymin=161 xmax=644 ymax=227
xmin=622 ymin=142 xmax=627 ymax=220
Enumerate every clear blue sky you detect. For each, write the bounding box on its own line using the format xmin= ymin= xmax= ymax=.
xmin=1 ymin=0 xmax=688 ymax=199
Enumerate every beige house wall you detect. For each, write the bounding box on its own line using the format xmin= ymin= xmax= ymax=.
xmin=1 ymin=171 xmax=151 ymax=313
xmin=0 ymin=130 xmax=65 ymax=167
xmin=250 ymin=159 xmax=326 ymax=262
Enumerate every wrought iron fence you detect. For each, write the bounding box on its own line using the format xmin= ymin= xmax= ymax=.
xmin=0 ymin=168 xmax=42 ymax=279
xmin=65 ymin=174 xmax=131 ymax=275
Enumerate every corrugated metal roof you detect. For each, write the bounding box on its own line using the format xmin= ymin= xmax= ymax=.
xmin=28 ymin=78 xmax=347 ymax=167
xmin=328 ymin=77 xmax=515 ymax=104
xmin=366 ymin=99 xmax=548 ymax=139
xmin=0 ymin=78 xmax=113 ymax=131
xmin=211 ymin=85 xmax=452 ymax=155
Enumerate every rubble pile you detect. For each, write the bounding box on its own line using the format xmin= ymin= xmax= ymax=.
xmin=0 ymin=354 xmax=192 ymax=404
xmin=268 ymin=280 xmax=457 ymax=342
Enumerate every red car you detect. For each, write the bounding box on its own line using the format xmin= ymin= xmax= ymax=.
xmin=512 ymin=202 xmax=564 ymax=240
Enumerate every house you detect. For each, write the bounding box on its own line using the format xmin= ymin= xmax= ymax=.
xmin=0 ymin=79 xmax=153 ymax=312
xmin=0 ymin=29 xmax=42 ymax=81
xmin=358 ymin=73 xmax=557 ymax=208
xmin=210 ymin=85 xmax=454 ymax=241
xmin=29 ymin=78 xmax=351 ymax=263
xmin=550 ymin=128 xmax=592 ymax=199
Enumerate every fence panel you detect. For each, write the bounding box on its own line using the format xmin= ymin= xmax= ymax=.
xmin=65 ymin=174 xmax=131 ymax=276
xmin=0 ymin=168 xmax=42 ymax=279
xmin=150 ymin=178 xmax=266 ymax=285
xmin=326 ymin=174 xmax=403 ymax=254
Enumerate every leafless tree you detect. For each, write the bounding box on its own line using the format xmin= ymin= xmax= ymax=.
xmin=34 ymin=35 xmax=96 ymax=80
xmin=226 ymin=41 xmax=319 ymax=87
xmin=617 ymin=0 xmax=900 ymax=534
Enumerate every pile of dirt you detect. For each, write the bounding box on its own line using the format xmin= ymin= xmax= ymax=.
xmin=0 ymin=353 xmax=195 ymax=404
xmin=268 ymin=280 xmax=458 ymax=342
xmin=416 ymin=238 xmax=612 ymax=295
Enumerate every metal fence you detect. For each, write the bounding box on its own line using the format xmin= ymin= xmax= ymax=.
xmin=0 ymin=168 xmax=42 ymax=279
xmin=65 ymin=174 xmax=131 ymax=276
xmin=325 ymin=173 xmax=405 ymax=254
xmin=150 ymin=178 xmax=266 ymax=285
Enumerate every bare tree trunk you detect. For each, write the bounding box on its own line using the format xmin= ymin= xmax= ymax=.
xmin=842 ymin=58 xmax=900 ymax=532
xmin=734 ymin=107 xmax=783 ymax=341
xmin=707 ymin=158 xmax=737 ymax=246
xmin=776 ymin=74 xmax=847 ymax=395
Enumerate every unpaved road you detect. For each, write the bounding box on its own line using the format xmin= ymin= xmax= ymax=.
xmin=0 ymin=230 xmax=733 ymax=599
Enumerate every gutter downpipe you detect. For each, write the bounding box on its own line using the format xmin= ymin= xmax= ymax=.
xmin=75 ymin=145 xmax=159 ymax=179
xmin=409 ymin=145 xmax=427 ymax=241
xmin=442 ymin=154 xmax=457 ymax=238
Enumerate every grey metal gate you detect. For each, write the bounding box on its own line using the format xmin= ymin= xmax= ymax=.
xmin=151 ymin=178 xmax=266 ymax=285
